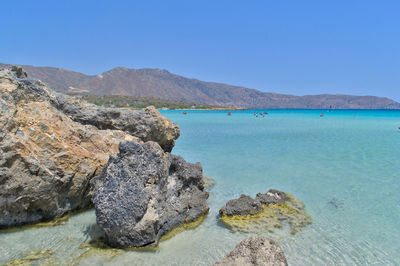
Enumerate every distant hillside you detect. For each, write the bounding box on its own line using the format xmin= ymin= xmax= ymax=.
xmin=70 ymin=94 xmax=240 ymax=110
xmin=1 ymin=63 xmax=399 ymax=109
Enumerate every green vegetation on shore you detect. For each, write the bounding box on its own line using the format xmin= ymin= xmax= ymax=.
xmin=70 ymin=94 xmax=245 ymax=110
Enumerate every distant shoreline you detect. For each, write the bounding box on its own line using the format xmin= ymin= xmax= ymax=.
xmin=159 ymin=107 xmax=248 ymax=111
xmin=117 ymin=108 xmax=400 ymax=112
xmin=2 ymin=63 xmax=398 ymax=110
xmin=157 ymin=108 xmax=400 ymax=111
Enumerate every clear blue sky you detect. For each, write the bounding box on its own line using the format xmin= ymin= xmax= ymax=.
xmin=2 ymin=0 xmax=400 ymax=101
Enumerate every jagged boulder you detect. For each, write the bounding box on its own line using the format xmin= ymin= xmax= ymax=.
xmin=214 ymin=236 xmax=287 ymax=266
xmin=55 ymin=94 xmax=179 ymax=152
xmin=0 ymin=67 xmax=180 ymax=228
xmin=93 ymin=141 xmax=209 ymax=247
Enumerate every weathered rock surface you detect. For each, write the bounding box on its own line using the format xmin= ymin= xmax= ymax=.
xmin=0 ymin=67 xmax=179 ymax=228
xmin=93 ymin=141 xmax=209 ymax=247
xmin=255 ymin=189 xmax=289 ymax=205
xmin=219 ymin=194 xmax=263 ymax=217
xmin=219 ymin=190 xmax=312 ymax=235
xmin=10 ymin=65 xmax=27 ymax=78
xmin=214 ymin=236 xmax=287 ymax=266
xmin=54 ymin=94 xmax=179 ymax=152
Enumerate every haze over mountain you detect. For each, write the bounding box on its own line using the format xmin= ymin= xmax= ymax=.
xmin=1 ymin=63 xmax=399 ymax=109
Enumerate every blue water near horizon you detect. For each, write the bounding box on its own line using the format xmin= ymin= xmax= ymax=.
xmin=159 ymin=109 xmax=400 ymax=265
xmin=1 ymin=109 xmax=399 ymax=265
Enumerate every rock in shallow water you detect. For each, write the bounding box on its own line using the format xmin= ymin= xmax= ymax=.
xmin=219 ymin=190 xmax=312 ymax=235
xmin=219 ymin=194 xmax=263 ymax=217
xmin=93 ymin=141 xmax=209 ymax=247
xmin=214 ymin=236 xmax=287 ymax=266
xmin=256 ymin=189 xmax=289 ymax=205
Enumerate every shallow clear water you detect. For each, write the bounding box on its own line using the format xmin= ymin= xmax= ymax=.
xmin=1 ymin=109 xmax=400 ymax=265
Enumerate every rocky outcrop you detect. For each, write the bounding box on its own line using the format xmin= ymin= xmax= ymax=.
xmin=10 ymin=65 xmax=27 ymax=78
xmin=219 ymin=190 xmax=289 ymax=218
xmin=93 ymin=141 xmax=209 ymax=247
xmin=214 ymin=236 xmax=287 ymax=266
xmin=0 ymin=67 xmax=179 ymax=228
xmin=219 ymin=190 xmax=312 ymax=235
xmin=54 ymin=94 xmax=179 ymax=152
xmin=255 ymin=190 xmax=289 ymax=205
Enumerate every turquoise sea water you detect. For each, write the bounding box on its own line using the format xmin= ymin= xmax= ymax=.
xmin=1 ymin=109 xmax=400 ymax=265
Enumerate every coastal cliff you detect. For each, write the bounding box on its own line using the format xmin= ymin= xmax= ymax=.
xmin=0 ymin=67 xmax=179 ymax=228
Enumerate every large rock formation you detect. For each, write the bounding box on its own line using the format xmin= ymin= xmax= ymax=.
xmin=93 ymin=141 xmax=209 ymax=247
xmin=54 ymin=94 xmax=179 ymax=152
xmin=0 ymin=67 xmax=179 ymax=228
xmin=214 ymin=236 xmax=287 ymax=266
xmin=219 ymin=190 xmax=312 ymax=235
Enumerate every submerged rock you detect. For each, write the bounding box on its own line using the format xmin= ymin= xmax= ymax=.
xmin=214 ymin=236 xmax=287 ymax=266
xmin=328 ymin=197 xmax=344 ymax=209
xmin=5 ymin=249 xmax=57 ymax=266
xmin=73 ymin=237 xmax=125 ymax=265
xmin=93 ymin=141 xmax=209 ymax=247
xmin=202 ymin=174 xmax=216 ymax=188
xmin=0 ymin=67 xmax=180 ymax=228
xmin=219 ymin=190 xmax=311 ymax=235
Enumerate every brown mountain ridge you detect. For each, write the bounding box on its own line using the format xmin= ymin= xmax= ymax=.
xmin=1 ymin=63 xmax=399 ymax=109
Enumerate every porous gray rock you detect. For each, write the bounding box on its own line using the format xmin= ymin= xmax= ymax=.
xmin=219 ymin=194 xmax=263 ymax=217
xmin=93 ymin=141 xmax=209 ymax=247
xmin=0 ymin=67 xmax=179 ymax=228
xmin=214 ymin=236 xmax=288 ymax=266
xmin=255 ymin=189 xmax=289 ymax=205
xmin=219 ymin=190 xmax=312 ymax=235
